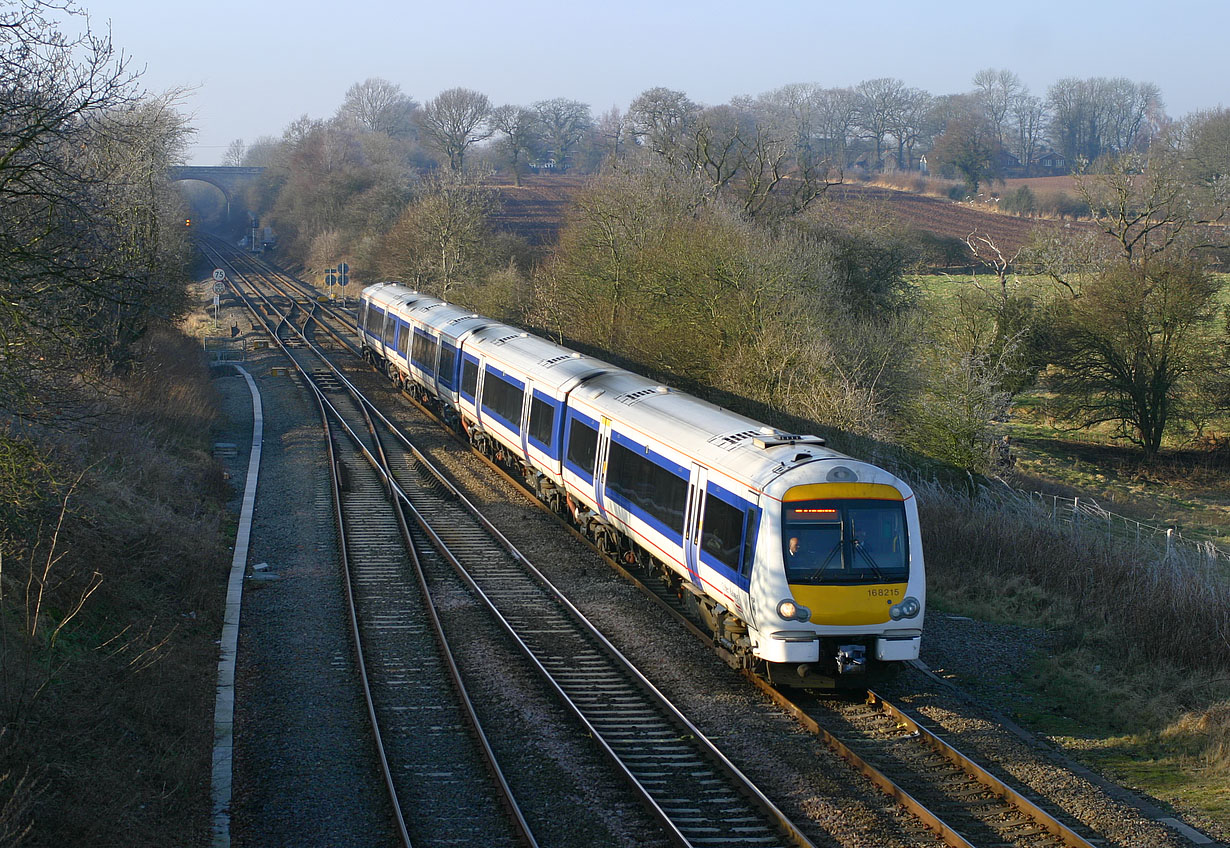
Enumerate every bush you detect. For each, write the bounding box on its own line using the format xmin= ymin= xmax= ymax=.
xmin=947 ymin=183 xmax=968 ymax=201
xmin=1038 ymin=190 xmax=1091 ymax=219
xmin=1002 ymin=185 xmax=1037 ymax=216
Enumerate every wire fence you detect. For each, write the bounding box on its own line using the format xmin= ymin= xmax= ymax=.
xmin=990 ymin=480 xmax=1230 ymax=567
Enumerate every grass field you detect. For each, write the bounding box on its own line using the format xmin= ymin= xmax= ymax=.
xmin=915 ymin=269 xmax=1230 ymax=836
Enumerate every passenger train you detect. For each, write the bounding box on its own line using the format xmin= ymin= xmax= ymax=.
xmin=358 ymin=281 xmax=924 ymax=688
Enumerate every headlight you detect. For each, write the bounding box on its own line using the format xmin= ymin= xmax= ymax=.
xmin=777 ymin=599 xmax=811 ymax=621
xmin=890 ymin=596 xmax=921 ymax=620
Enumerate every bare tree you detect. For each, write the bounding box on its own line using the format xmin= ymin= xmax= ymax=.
xmin=813 ymin=87 xmax=860 ymax=167
xmin=222 ymin=138 xmax=245 ymax=166
xmin=973 ymin=67 xmax=1024 ymax=145
xmin=379 ymin=170 xmax=497 ymax=299
xmin=1046 ymin=76 xmax=1165 ymax=164
xmin=757 ymin=82 xmax=821 ymax=150
xmin=1010 ymin=94 xmax=1047 ymax=174
xmin=489 ymin=104 xmax=541 ymax=185
xmin=532 ymin=98 xmax=591 ymax=172
xmin=594 ymin=105 xmax=628 ymax=165
xmin=241 ymin=134 xmax=279 ymax=167
xmin=855 ymin=77 xmax=907 ymax=169
xmin=417 ymin=87 xmax=492 ymax=171
xmin=1178 ymin=107 xmax=1230 ymax=203
xmin=889 ymin=87 xmax=933 ymax=170
xmin=1 ymin=0 xmax=194 ymax=417
xmin=627 ymin=86 xmax=699 ymax=164
xmin=685 ymin=104 xmax=750 ymax=194
xmin=337 ymin=77 xmax=417 ymax=137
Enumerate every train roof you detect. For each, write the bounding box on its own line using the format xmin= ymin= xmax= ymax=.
xmin=467 ymin=323 xmax=615 ymax=394
xmin=361 ymin=282 xmax=895 ymax=497
xmin=570 ymin=371 xmax=850 ymax=493
xmin=363 ymin=281 xmax=437 ymax=312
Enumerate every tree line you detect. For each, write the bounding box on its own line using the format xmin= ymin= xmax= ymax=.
xmin=233 ymin=69 xmax=1229 ymax=466
xmin=229 ymin=69 xmax=1167 ymax=195
xmin=2 ymin=2 xmax=209 ymax=842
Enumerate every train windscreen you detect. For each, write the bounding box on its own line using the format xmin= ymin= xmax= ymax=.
xmin=782 ymin=500 xmax=908 ymax=584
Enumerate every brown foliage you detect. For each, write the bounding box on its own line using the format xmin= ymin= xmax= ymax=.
xmin=0 ymin=327 xmax=229 ymax=845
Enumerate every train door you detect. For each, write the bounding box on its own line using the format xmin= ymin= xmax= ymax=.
xmin=518 ymin=381 xmax=533 ymax=461
xmin=682 ymin=463 xmax=708 ymax=586
xmin=593 ymin=417 xmax=612 ymax=520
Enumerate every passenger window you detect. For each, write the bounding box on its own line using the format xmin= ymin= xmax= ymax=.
xmin=461 ymin=359 xmax=478 ymax=398
xmin=566 ymin=420 xmax=599 ymax=476
xmin=529 ymin=396 xmax=555 ymax=447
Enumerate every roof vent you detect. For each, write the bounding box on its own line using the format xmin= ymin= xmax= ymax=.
xmin=753 ymin=433 xmax=827 ymax=449
xmin=617 ymin=387 xmax=668 ymax=405
xmin=709 ymin=429 xmax=762 ymax=450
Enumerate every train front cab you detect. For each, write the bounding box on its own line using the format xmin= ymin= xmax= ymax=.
xmin=753 ymin=476 xmax=924 ymax=688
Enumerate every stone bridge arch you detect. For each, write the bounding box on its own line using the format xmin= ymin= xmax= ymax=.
xmin=168 ymin=165 xmax=265 ymax=221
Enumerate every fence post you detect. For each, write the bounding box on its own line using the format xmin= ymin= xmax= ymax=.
xmin=1166 ymin=527 xmax=1174 ymax=559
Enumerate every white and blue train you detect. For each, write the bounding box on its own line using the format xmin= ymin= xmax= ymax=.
xmin=358 ymin=281 xmax=924 ymax=687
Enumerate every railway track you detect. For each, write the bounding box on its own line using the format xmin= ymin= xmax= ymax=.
xmin=206 ymin=242 xmax=533 ymax=846
xmin=205 ymin=242 xmax=818 ymax=848
xmin=207 ymin=243 xmax=1131 ymax=848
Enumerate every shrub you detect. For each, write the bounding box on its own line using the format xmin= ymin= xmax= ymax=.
xmin=1002 ymin=185 xmax=1037 ymax=216
xmin=1038 ymin=190 xmax=1091 ymax=219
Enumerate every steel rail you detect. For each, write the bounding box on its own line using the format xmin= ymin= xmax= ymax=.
xmin=328 ymin=299 xmax=1110 ymax=848
xmin=868 ymin=692 xmax=1098 ymax=848
xmin=206 ymin=244 xmax=414 ymax=847
xmin=211 ymin=244 xmax=820 ymax=848
xmin=207 ymin=238 xmax=360 ymax=354
xmin=202 ymin=243 xmax=536 ymax=847
xmin=450 ymin=434 xmax=1101 ymax=848
xmin=447 ymin=413 xmax=1104 ymax=848
xmin=210 ymin=246 xmax=948 ymax=847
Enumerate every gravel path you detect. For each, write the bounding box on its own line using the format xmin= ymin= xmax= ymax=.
xmin=212 ymin=308 xmax=395 ymax=846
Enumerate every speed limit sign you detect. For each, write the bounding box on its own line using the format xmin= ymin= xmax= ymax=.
xmin=213 ymin=281 xmax=226 ymax=295
xmin=212 ymin=268 xmax=226 ymax=282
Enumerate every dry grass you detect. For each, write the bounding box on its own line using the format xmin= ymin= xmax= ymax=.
xmin=919 ymin=479 xmax=1230 ymax=827
xmin=920 ymin=480 xmax=1230 ymax=672
xmin=1165 ymin=702 xmax=1230 ymax=771
xmin=0 ymin=326 xmax=229 ymax=846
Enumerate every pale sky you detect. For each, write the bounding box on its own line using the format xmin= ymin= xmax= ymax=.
xmin=78 ymin=0 xmax=1230 ymax=164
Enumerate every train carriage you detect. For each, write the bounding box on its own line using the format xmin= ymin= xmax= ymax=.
xmin=359 ymin=282 xmax=924 ymax=688
xmin=358 ymin=282 xmax=435 ymax=379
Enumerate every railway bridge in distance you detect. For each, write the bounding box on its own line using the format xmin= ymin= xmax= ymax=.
xmin=168 ymin=165 xmax=265 ymax=221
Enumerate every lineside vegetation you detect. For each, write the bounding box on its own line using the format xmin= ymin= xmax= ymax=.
xmin=1 ymin=2 xmax=225 ymax=843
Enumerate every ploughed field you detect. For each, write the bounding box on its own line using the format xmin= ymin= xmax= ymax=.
xmin=489 ymin=174 xmax=1060 ymax=257
xmin=824 ymin=184 xmax=1065 ymax=257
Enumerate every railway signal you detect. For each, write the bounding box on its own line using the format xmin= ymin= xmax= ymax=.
xmin=326 ymin=261 xmax=350 ymax=303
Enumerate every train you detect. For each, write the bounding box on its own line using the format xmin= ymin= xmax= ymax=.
xmin=358 ymin=281 xmax=924 ymax=688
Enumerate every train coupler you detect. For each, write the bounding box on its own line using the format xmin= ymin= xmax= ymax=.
xmin=836 ymin=644 xmax=867 ymax=675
